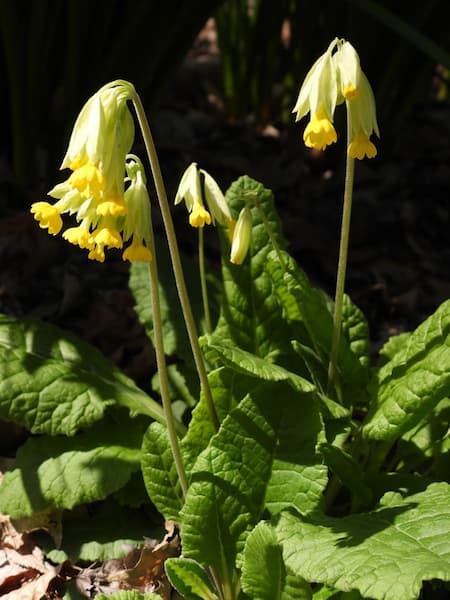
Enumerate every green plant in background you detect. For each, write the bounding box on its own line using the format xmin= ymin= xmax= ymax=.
xmin=214 ymin=0 xmax=450 ymax=141
xmin=0 ymin=0 xmax=223 ymax=209
xmin=1 ymin=36 xmax=450 ymax=600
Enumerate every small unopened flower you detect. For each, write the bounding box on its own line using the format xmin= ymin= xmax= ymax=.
xmin=175 ymin=162 xmax=232 ymax=228
xmin=293 ymin=38 xmax=379 ymax=158
xmin=31 ymin=80 xmax=153 ymax=263
xmin=230 ymin=207 xmax=252 ymax=265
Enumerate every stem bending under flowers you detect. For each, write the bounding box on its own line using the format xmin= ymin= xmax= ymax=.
xmin=131 ymin=93 xmax=220 ymax=432
xmin=327 ymin=116 xmax=355 ymax=394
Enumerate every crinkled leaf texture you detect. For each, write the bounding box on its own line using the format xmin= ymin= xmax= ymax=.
xmin=266 ymin=253 xmax=369 ymax=403
xmin=0 ymin=423 xmax=141 ymax=517
xmin=47 ymin=499 xmax=155 ymax=563
xmin=180 ymin=381 xmax=326 ymax=592
xmin=213 ymin=175 xmax=289 ymax=359
xmin=275 ymin=482 xmax=450 ymax=600
xmin=165 ymin=557 xmax=218 ymax=600
xmin=141 ymin=422 xmax=184 ymax=522
xmin=363 ymin=299 xmax=450 ymax=441
xmin=241 ymin=521 xmax=311 ymax=600
xmin=0 ymin=314 xmax=164 ymax=435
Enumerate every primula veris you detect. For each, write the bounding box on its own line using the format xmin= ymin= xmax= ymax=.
xmin=293 ymin=38 xmax=379 ymax=158
xmin=31 ymin=80 xmax=152 ymax=262
xmin=175 ymin=162 xmax=232 ymax=228
xmin=230 ymin=206 xmax=252 ymax=265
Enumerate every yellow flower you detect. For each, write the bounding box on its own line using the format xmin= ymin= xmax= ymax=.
xmin=293 ymin=39 xmax=339 ymax=151
xmin=30 ymin=81 xmax=154 ymax=263
xmin=123 ymin=242 xmax=152 ymax=263
xmin=121 ymin=156 xmax=153 ymax=262
xmin=30 ymin=202 xmax=63 ymax=235
xmin=346 ymin=71 xmax=379 ymax=160
xmin=293 ymin=38 xmax=379 ymax=158
xmin=348 ymin=133 xmax=377 ymax=160
xmin=175 ymin=162 xmax=231 ymax=228
xmin=303 ymin=107 xmax=337 ymax=150
xmin=62 ymin=225 xmax=93 ymax=249
xmin=230 ymin=207 xmax=252 ymax=265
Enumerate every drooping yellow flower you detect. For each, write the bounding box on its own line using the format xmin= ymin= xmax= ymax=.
xmin=121 ymin=155 xmax=153 ymax=263
xmin=30 ymin=80 xmax=153 ymax=263
xmin=175 ymin=162 xmax=232 ymax=229
xmin=293 ymin=38 xmax=379 ymax=158
xmin=303 ymin=107 xmax=338 ymax=150
xmin=293 ymin=39 xmax=339 ymax=151
xmin=30 ymin=202 xmax=63 ymax=235
xmin=345 ymin=71 xmax=379 ymax=159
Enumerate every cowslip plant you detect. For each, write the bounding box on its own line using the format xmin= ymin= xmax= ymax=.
xmin=0 ymin=38 xmax=449 ymax=600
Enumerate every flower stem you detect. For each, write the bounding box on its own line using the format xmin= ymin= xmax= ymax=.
xmin=327 ymin=118 xmax=355 ymax=393
xmin=198 ymin=227 xmax=212 ymax=333
xmin=131 ymin=93 xmax=220 ymax=432
xmin=145 ymin=259 xmax=188 ymax=496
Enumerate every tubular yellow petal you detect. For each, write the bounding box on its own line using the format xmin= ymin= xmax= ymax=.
xmin=62 ymin=226 xmax=93 ymax=249
xmin=97 ymin=197 xmax=128 ymax=216
xmin=303 ymin=109 xmax=337 ymax=151
xmin=122 ymin=242 xmax=152 ymax=263
xmin=30 ymin=202 xmax=63 ymax=235
xmin=93 ymin=227 xmax=123 ymax=249
xmin=348 ymin=134 xmax=377 ymax=159
xmin=189 ymin=203 xmax=212 ymax=228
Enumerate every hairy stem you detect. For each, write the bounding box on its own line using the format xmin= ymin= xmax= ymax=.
xmin=198 ymin=227 xmax=212 ymax=333
xmin=328 ymin=117 xmax=355 ymax=393
xmin=132 ymin=93 xmax=220 ymax=432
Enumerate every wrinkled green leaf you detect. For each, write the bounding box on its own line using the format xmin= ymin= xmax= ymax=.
xmin=241 ymin=521 xmax=311 ymax=600
xmin=0 ymin=423 xmax=141 ymax=517
xmin=341 ymin=294 xmax=370 ymax=372
xmin=181 ymin=382 xmax=325 ymax=588
xmin=181 ymin=367 xmax=257 ymax=471
xmin=213 ymin=175 xmax=289 ymax=358
xmin=165 ymin=557 xmax=218 ymax=600
xmin=141 ymin=422 xmax=183 ymax=521
xmin=364 ymin=299 xmax=450 ymax=441
xmin=0 ymin=314 xmax=165 ymax=435
xmin=276 ymin=482 xmax=450 ymax=600
xmin=47 ymin=499 xmax=160 ymax=562
xmin=266 ymin=254 xmax=368 ymax=402
xmin=202 ymin=339 xmax=315 ymax=394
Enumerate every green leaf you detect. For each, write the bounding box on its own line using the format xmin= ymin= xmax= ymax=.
xmin=241 ymin=521 xmax=311 ymax=600
xmin=363 ymin=299 xmax=450 ymax=441
xmin=49 ymin=499 xmax=160 ymax=562
xmin=213 ymin=176 xmax=289 ymax=358
xmin=165 ymin=557 xmax=218 ymax=600
xmin=319 ymin=444 xmax=373 ymax=507
xmin=181 ymin=367 xmax=257 ymax=471
xmin=180 ymin=382 xmax=325 ymax=588
xmin=203 ymin=339 xmax=315 ymax=394
xmin=0 ymin=423 xmax=141 ymax=517
xmin=266 ymin=253 xmax=368 ymax=402
xmin=141 ymin=422 xmax=183 ymax=521
xmin=276 ymin=482 xmax=450 ymax=600
xmin=129 ymin=239 xmax=205 ymax=405
xmin=341 ymin=294 xmax=370 ymax=372
xmin=0 ymin=314 xmax=165 ymax=435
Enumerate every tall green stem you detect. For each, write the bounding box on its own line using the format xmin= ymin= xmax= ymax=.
xmin=131 ymin=94 xmax=220 ymax=432
xmin=145 ymin=257 xmax=188 ymax=496
xmin=198 ymin=227 xmax=212 ymax=334
xmin=327 ymin=117 xmax=355 ymax=393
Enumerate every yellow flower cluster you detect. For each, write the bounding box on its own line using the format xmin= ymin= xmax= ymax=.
xmin=293 ymin=38 xmax=379 ymax=159
xmin=31 ymin=81 xmax=152 ymax=263
xmin=175 ymin=163 xmax=252 ymax=264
